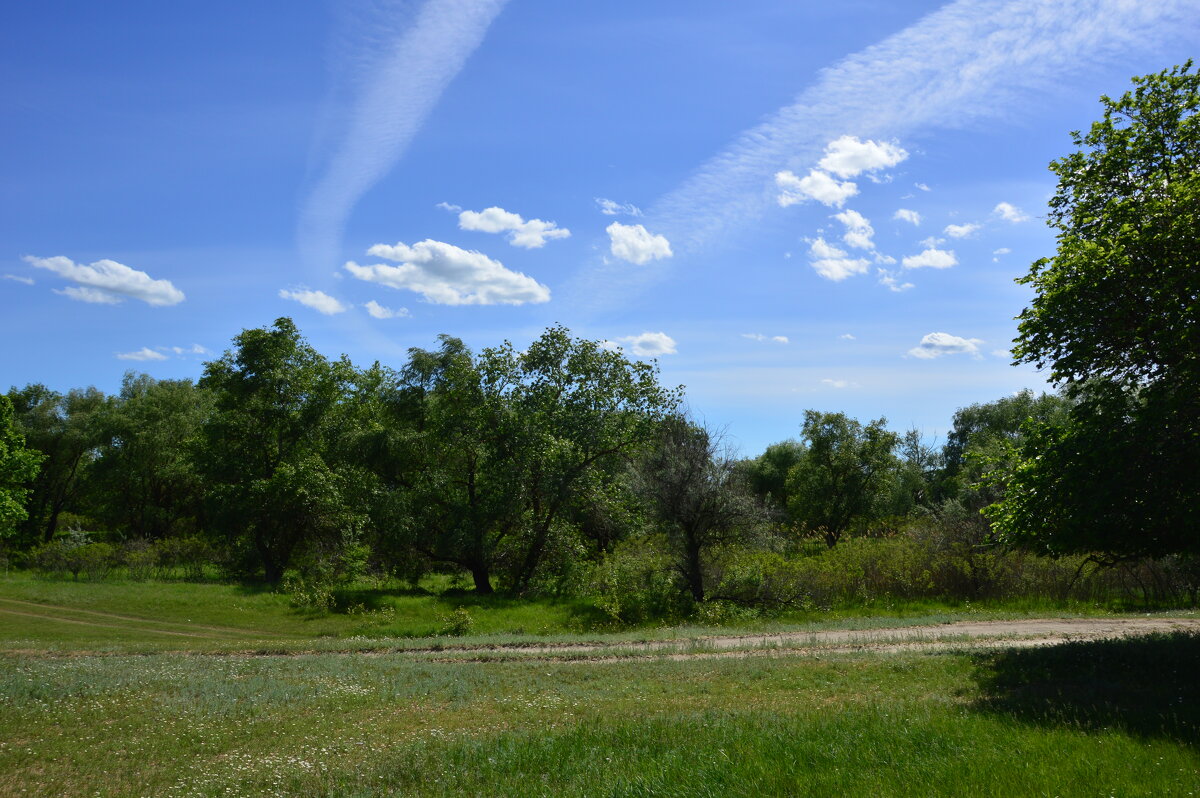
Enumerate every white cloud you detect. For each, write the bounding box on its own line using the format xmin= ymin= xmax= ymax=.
xmin=893 ymin=209 xmax=921 ymax=226
xmin=117 ymin=347 xmax=169 ymax=362
xmin=615 ymin=331 xmax=677 ymax=357
xmin=878 ymin=269 xmax=915 ymax=292
xmin=56 ymin=286 xmax=124 ymax=304
xmin=606 ymin=222 xmax=672 ymax=265
xmin=808 ymin=237 xmax=869 ymax=281
xmin=297 ymin=0 xmax=510 ymax=273
xmin=364 ymin=300 xmax=410 ymax=319
xmin=907 ymin=332 xmax=984 ymax=359
xmin=646 ymin=0 xmax=1194 ymax=258
xmin=817 ymin=135 xmax=908 ymax=178
xmin=346 ymin=239 xmax=550 ymax=305
xmin=993 ymin=202 xmax=1030 ymax=222
xmin=915 ymin=183 xmax=931 ymax=192
xmin=833 ymin=209 xmax=875 ymax=250
xmin=993 ymin=247 xmax=1011 ymax=255
xmin=944 ymin=222 xmax=981 ymax=238
xmin=25 ymin=255 xmax=185 ymax=306
xmin=821 ymin=378 xmax=851 ymax=389
xmin=457 ymin=206 xmax=571 ymax=248
xmin=903 ymin=248 xmax=958 ymax=269
xmin=919 ymin=236 xmax=945 ymax=248
xmin=595 ymin=198 xmax=642 ymax=217
xmin=742 ymin=333 xmax=789 ymax=344
xmin=436 ymin=201 xmax=462 ymax=213
xmin=3 ymin=274 xmax=34 ymax=285
xmin=165 ymin=344 xmax=208 ymax=356
xmin=874 ymin=252 xmax=897 ymax=265
xmin=812 ymin=257 xmax=870 ymax=282
xmin=775 ymin=169 xmax=858 ymax=208
xmin=840 ymin=333 xmax=856 ymax=340
xmin=279 ymin=288 xmax=350 ymax=315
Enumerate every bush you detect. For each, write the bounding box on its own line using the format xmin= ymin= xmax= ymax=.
xmin=154 ymin=536 xmax=213 ymax=581
xmin=28 ymin=534 xmax=117 ymax=581
xmin=592 ymin=536 xmax=690 ymax=625
xmin=436 ymin=607 xmax=475 ymax=636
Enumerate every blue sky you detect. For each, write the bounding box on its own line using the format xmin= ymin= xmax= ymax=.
xmin=3 ymin=0 xmax=1198 ymax=455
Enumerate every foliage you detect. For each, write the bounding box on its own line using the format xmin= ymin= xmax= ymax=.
xmin=994 ymin=63 xmax=1200 ymax=558
xmin=592 ymin=535 xmax=689 ymax=624
xmin=196 ymin=318 xmax=363 ymax=583
xmin=741 ymin=438 xmax=805 ymax=514
xmin=390 ymin=325 xmax=680 ymax=594
xmin=0 ymin=394 xmax=43 ymax=536
xmin=787 ymin=410 xmax=900 ymax=546
xmin=636 ymin=417 xmax=767 ymax=601
xmin=88 ymin=373 xmax=210 ymax=540
xmin=6 ymin=384 xmax=110 ymax=545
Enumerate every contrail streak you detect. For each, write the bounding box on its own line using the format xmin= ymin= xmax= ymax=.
xmin=298 ymin=0 xmax=509 ymax=275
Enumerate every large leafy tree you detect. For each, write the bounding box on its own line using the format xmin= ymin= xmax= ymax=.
xmin=0 ymin=395 xmax=44 ymax=537
xmin=786 ymin=410 xmax=899 ymax=547
xmin=989 ymin=63 xmax=1200 ymax=559
xmin=385 ymin=326 xmax=680 ymax=594
xmin=196 ymin=318 xmax=361 ymax=583
xmin=6 ymin=384 xmax=110 ymax=544
xmin=89 ymin=373 xmax=211 ymax=539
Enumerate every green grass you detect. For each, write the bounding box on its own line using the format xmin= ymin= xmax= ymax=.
xmin=2 ymin=575 xmax=1198 ymax=795
xmin=0 ymin=571 xmax=1157 ymax=654
xmin=1 ymin=636 xmax=1197 ymax=796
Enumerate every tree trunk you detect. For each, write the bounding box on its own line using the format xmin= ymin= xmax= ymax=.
xmin=470 ymin=563 xmax=494 ymax=594
xmin=685 ymin=535 xmax=705 ymax=603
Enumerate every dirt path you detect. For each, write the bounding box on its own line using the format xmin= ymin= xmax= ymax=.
xmin=400 ymin=615 xmax=1200 ymax=662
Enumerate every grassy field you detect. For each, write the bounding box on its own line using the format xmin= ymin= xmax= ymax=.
xmin=0 ymin=571 xmax=1149 ymax=653
xmin=1 ymin=575 xmax=1198 ymax=796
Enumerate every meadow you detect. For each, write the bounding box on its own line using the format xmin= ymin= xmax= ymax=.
xmin=1 ymin=575 xmax=1198 ymax=797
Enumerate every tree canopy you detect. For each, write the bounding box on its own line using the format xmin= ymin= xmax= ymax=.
xmin=989 ymin=63 xmax=1200 ymax=559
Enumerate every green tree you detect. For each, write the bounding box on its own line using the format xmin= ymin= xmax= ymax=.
xmin=196 ymin=318 xmax=361 ymax=583
xmin=89 ymin=373 xmax=211 ymax=539
xmin=6 ymin=384 xmax=110 ymax=545
xmin=503 ymin=326 xmax=681 ymax=593
xmin=741 ymin=439 xmax=806 ymax=517
xmin=636 ymin=417 xmax=764 ymax=602
xmin=387 ymin=334 xmax=525 ymax=594
xmin=786 ymin=410 xmax=899 ymax=547
xmin=989 ymin=63 xmax=1200 ymax=559
xmin=385 ymin=326 xmax=680 ymax=594
xmin=0 ymin=394 xmax=44 ymax=536
xmin=941 ymin=390 xmax=1072 ymax=506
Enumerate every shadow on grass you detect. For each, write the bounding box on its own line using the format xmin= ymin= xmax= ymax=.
xmin=970 ymin=631 xmax=1200 ymax=747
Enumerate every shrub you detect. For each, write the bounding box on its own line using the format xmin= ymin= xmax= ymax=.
xmin=436 ymin=606 xmax=475 ymax=636
xmin=592 ymin=536 xmax=690 ymax=624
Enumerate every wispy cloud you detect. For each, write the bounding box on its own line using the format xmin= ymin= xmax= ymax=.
xmin=298 ymin=0 xmax=509 ymax=274
xmin=3 ymin=274 xmax=34 ymax=285
xmin=595 ymin=198 xmax=642 ymax=217
xmin=647 ymin=0 xmax=1197 ymax=253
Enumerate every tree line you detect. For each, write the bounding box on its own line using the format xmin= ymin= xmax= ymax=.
xmin=0 ymin=317 xmax=1092 ymax=601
